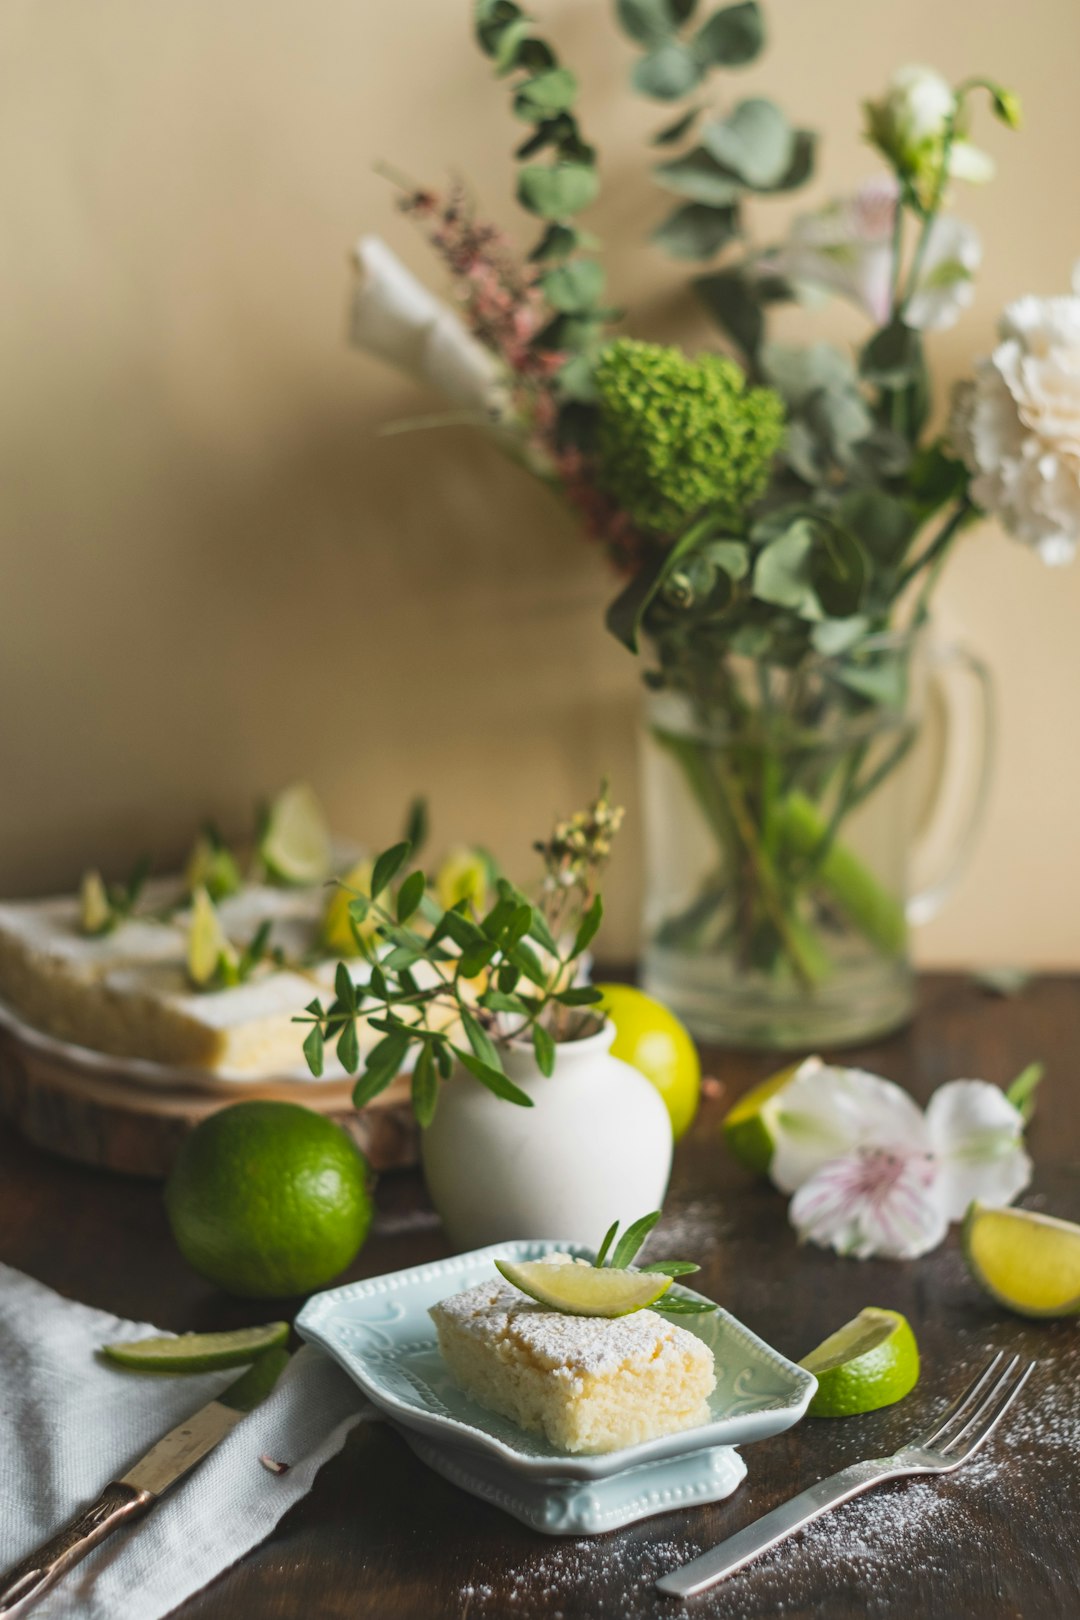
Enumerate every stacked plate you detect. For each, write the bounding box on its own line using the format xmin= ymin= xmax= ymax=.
xmin=296 ymin=1240 xmax=817 ymax=1535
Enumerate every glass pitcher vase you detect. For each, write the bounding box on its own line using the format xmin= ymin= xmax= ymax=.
xmin=640 ymin=629 xmax=993 ymax=1049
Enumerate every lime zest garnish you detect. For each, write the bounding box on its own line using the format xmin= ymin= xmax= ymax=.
xmin=102 ymin=1321 xmax=289 ymax=1373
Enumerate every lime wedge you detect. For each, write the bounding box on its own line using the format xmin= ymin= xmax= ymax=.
xmin=102 ymin=1321 xmax=289 ymax=1372
xmin=187 ymin=887 xmax=238 ymax=987
xmin=435 ymin=847 xmax=490 ymax=913
xmin=260 ymin=783 xmax=332 ymax=886
xmin=722 ymin=1061 xmax=803 ymax=1175
xmin=800 ymin=1307 xmax=919 ymax=1417
xmin=963 ymin=1202 xmax=1080 ymax=1318
xmin=79 ymin=869 xmax=112 ymax=936
xmin=185 ymin=834 xmax=243 ymax=902
xmin=495 ymin=1258 xmax=672 ymax=1317
xmin=321 ymin=861 xmax=375 ymax=956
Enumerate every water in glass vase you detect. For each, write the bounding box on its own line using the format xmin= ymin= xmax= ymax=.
xmin=640 ymin=631 xmax=991 ymax=1049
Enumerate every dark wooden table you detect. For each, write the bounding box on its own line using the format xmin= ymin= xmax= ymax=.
xmin=2 ymin=974 xmax=1078 ymax=1619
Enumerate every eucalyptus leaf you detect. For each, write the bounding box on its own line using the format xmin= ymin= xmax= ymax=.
xmin=528 ymin=222 xmax=580 ymax=262
xmin=605 ymin=514 xmax=720 ymax=651
xmin=834 ymin=489 xmax=917 ymax=565
xmin=651 ymin=106 xmax=702 ymax=146
xmin=702 ymin=99 xmax=794 ymax=189
xmin=811 ymin=616 xmax=870 ymax=655
xmin=811 ymin=523 xmax=867 ymax=618
xmin=691 ymin=1 xmax=764 ymax=67
xmin=700 ymin=540 xmax=746 ymax=580
xmin=693 ymin=268 xmax=765 ymax=361
xmin=632 ymin=42 xmax=702 ymax=101
xmin=513 ymin=67 xmax=578 ymax=121
xmin=752 ymin=521 xmax=817 ymax=613
xmin=616 ymin=0 xmax=675 ymax=47
xmin=654 ymin=146 xmax=742 ymax=205
xmin=542 ymin=258 xmax=605 ymax=311
xmin=651 ymin=201 xmax=739 ymax=260
xmin=517 ymin=163 xmax=599 ymax=219
xmin=860 ymin=319 xmax=923 ymax=388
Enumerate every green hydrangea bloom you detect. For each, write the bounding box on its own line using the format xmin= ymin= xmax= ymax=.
xmin=592 ymin=339 xmax=786 ymax=537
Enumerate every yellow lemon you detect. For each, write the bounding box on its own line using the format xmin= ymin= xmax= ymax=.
xmin=595 ymin=983 xmax=701 ymax=1140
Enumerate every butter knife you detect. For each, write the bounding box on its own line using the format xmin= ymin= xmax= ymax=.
xmin=0 ymin=1346 xmax=289 ymax=1616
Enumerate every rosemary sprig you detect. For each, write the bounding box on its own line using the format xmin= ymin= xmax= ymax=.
xmin=589 ymin=1212 xmax=717 ymax=1315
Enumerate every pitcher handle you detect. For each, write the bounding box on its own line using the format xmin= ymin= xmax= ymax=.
xmin=907 ymin=641 xmax=995 ymax=926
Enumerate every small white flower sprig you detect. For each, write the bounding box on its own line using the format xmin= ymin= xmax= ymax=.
xmin=767 ymin=1057 xmax=1041 ymax=1261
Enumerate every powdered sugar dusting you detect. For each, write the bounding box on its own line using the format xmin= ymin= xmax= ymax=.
xmin=432 ymin=1277 xmax=710 ymax=1378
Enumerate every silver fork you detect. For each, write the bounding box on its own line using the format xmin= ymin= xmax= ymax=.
xmin=656 ymin=1351 xmax=1036 ymax=1600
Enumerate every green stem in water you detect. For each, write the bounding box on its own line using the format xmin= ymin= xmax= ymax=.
xmin=777 ymin=791 xmax=908 ymax=957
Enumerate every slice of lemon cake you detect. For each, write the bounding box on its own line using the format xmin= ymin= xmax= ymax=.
xmin=429 ymin=1269 xmax=716 ymax=1454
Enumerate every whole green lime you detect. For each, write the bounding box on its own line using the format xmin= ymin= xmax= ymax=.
xmin=165 ymin=1101 xmax=372 ymax=1298
xmin=595 ymin=983 xmax=701 ymax=1140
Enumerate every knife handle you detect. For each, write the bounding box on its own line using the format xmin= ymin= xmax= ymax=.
xmin=0 ymin=1481 xmax=154 ymax=1615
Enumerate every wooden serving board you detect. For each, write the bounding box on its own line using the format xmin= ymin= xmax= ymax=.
xmin=0 ymin=1021 xmax=418 ymax=1179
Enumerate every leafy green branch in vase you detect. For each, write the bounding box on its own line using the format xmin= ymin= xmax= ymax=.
xmin=294 ymin=788 xmax=623 ymax=1125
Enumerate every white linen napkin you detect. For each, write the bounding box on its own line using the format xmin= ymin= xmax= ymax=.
xmin=0 ymin=1263 xmax=374 ymax=1619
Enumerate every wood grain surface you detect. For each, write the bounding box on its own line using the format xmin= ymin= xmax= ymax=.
xmin=1 ymin=974 xmax=1077 ymax=1620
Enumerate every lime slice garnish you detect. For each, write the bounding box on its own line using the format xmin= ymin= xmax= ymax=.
xmin=800 ymin=1307 xmax=919 ymax=1417
xmin=321 ymin=861 xmax=375 ymax=956
xmin=260 ymin=783 xmax=332 ymax=886
xmin=185 ymin=835 xmax=243 ymax=902
xmin=495 ymin=1258 xmax=672 ymax=1317
xmin=187 ymin=887 xmax=238 ymax=987
xmin=102 ymin=1321 xmax=289 ymax=1372
xmin=79 ymin=870 xmax=112 ymax=936
xmin=434 ymin=847 xmax=490 ymax=913
xmin=963 ymin=1202 xmax=1080 ymax=1318
xmin=722 ymin=1061 xmax=802 ymax=1175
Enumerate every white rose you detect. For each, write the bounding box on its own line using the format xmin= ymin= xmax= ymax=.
xmin=950 ymin=274 xmax=1080 ymax=565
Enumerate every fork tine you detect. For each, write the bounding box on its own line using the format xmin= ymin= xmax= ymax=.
xmin=934 ymin=1353 xmax=1019 ymax=1452
xmin=941 ymin=1358 xmax=1035 ymax=1462
xmin=914 ymin=1350 xmax=1006 ymax=1448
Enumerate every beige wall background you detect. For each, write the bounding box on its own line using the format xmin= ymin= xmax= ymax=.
xmin=2 ymin=0 xmax=1078 ymax=965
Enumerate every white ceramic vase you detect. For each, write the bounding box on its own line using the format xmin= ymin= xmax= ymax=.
xmin=420 ymin=1019 xmax=674 ymax=1252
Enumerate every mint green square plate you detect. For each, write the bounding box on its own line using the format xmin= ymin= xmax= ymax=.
xmin=297 ymin=1239 xmax=816 ymax=1516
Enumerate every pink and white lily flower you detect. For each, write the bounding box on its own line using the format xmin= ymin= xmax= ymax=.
xmin=768 ymin=1059 xmax=1032 ymax=1260
xmin=765 ymin=178 xmax=981 ymax=333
